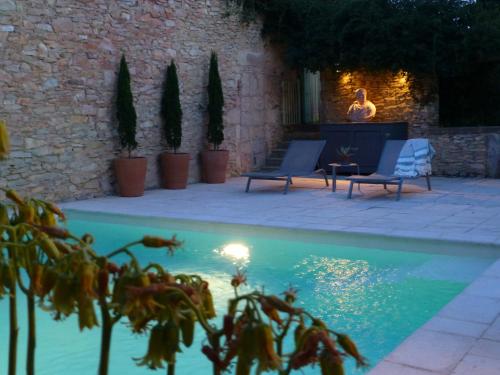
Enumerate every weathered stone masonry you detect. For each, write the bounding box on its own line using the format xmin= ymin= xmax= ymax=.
xmin=0 ymin=0 xmax=286 ymax=201
xmin=320 ymin=69 xmax=438 ymax=138
xmin=320 ymin=70 xmax=500 ymax=177
xmin=429 ymin=126 xmax=500 ymax=177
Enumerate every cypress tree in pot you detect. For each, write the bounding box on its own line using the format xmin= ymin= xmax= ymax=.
xmin=114 ymin=55 xmax=147 ymax=197
xmin=201 ymin=51 xmax=229 ymax=183
xmin=160 ymin=60 xmax=190 ymax=189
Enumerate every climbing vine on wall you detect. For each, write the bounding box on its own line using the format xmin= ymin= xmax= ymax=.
xmin=228 ymin=0 xmax=500 ymax=119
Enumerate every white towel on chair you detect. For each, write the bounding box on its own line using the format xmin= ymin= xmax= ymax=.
xmin=394 ymin=139 xmax=435 ymax=177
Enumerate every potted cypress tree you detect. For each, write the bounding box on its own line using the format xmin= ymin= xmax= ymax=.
xmin=201 ymin=52 xmax=228 ymax=183
xmin=160 ymin=60 xmax=190 ymax=189
xmin=114 ymin=55 xmax=147 ymax=197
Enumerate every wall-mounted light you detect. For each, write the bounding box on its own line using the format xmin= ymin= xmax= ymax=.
xmin=397 ymin=71 xmax=408 ymax=85
xmin=340 ymin=72 xmax=352 ymax=85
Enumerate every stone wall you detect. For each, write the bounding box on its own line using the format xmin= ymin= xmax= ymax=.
xmin=487 ymin=134 xmax=500 ymax=178
xmin=0 ymin=0 xmax=286 ymax=201
xmin=319 ymin=69 xmax=500 ymax=177
xmin=320 ymin=69 xmax=438 ymax=137
xmin=429 ymin=126 xmax=500 ymax=177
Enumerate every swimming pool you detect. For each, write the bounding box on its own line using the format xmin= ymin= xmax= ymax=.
xmin=0 ymin=211 xmax=496 ymax=374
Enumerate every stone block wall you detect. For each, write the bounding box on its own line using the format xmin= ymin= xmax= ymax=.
xmin=319 ymin=69 xmax=500 ymax=177
xmin=0 ymin=0 xmax=286 ymax=201
xmin=429 ymin=126 xmax=500 ymax=177
xmin=488 ymin=134 xmax=500 ymax=178
xmin=320 ymin=69 xmax=438 ymax=137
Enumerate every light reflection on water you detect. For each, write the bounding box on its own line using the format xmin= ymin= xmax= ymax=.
xmin=214 ymin=242 xmax=251 ymax=268
xmin=0 ymin=217 xmax=494 ymax=375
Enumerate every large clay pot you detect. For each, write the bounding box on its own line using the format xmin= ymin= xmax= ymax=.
xmin=201 ymin=150 xmax=229 ymax=184
xmin=160 ymin=152 xmax=190 ymax=189
xmin=114 ymin=157 xmax=147 ymax=197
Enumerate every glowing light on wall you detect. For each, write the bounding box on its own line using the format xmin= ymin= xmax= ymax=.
xmin=394 ymin=70 xmax=411 ymax=96
xmin=397 ymin=71 xmax=409 ymax=85
xmin=340 ymin=72 xmax=352 ymax=85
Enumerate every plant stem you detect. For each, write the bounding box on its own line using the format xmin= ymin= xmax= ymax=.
xmin=98 ymin=300 xmax=114 ymax=375
xmin=277 ymin=315 xmax=293 ymax=357
xmin=209 ymin=335 xmax=221 ymax=375
xmin=8 ymin=283 xmax=18 ymax=375
xmin=167 ymin=362 xmax=175 ymax=375
xmin=105 ymin=241 xmax=143 ymax=261
xmin=26 ymin=293 xmax=36 ymax=375
xmin=7 ymin=241 xmax=18 ymax=375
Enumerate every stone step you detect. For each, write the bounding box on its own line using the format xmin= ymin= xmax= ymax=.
xmin=285 ymin=131 xmax=321 ymax=140
xmin=259 ymin=165 xmax=277 ymax=171
xmin=265 ymin=157 xmax=283 ymax=167
xmin=269 ymin=148 xmax=287 ymax=158
xmin=255 ymin=126 xmax=321 ymax=172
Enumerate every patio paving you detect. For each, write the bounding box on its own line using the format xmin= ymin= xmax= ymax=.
xmin=60 ymin=176 xmax=500 ymax=375
xmin=61 ymin=176 xmax=500 ymax=246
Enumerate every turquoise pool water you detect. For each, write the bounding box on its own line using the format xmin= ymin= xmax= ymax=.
xmin=0 ymin=212 xmax=495 ymax=374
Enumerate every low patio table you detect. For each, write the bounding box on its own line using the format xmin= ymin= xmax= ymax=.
xmin=329 ymin=163 xmax=360 ymax=192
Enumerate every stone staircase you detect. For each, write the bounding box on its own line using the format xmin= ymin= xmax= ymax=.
xmin=259 ymin=141 xmax=289 ymax=171
xmin=259 ymin=126 xmax=321 ymax=172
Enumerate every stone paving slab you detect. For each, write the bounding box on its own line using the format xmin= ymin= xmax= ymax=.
xmin=438 ymin=294 xmax=500 ymax=324
xmin=385 ymin=329 xmax=476 ymax=373
xmin=469 ymin=339 xmax=500 ymax=360
xmin=59 ymin=176 xmax=500 ymax=374
xmin=483 ymin=316 xmax=500 ymax=341
xmin=422 ymin=317 xmax=488 ymax=338
xmin=452 ymin=354 xmax=500 ymax=375
xmin=60 ymin=177 xmax=500 ymax=247
xmin=371 ymin=258 xmax=500 ymax=374
xmin=370 ymin=361 xmax=440 ymax=374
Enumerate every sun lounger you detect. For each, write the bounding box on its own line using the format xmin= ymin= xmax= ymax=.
xmin=242 ymin=140 xmax=328 ymax=194
xmin=345 ymin=140 xmax=432 ymax=200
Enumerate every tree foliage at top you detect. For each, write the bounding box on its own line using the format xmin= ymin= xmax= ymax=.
xmin=116 ymin=55 xmax=138 ymax=157
xmin=232 ymin=0 xmax=500 ymax=118
xmin=161 ymin=60 xmax=183 ymax=152
xmin=238 ymin=0 xmax=500 ymax=75
xmin=207 ymin=52 xmax=225 ymax=150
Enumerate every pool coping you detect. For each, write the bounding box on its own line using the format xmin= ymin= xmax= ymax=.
xmin=63 ymin=208 xmax=500 ymax=258
xmin=369 ymin=257 xmax=500 ymax=375
xmin=60 ymin=205 xmax=500 ymax=374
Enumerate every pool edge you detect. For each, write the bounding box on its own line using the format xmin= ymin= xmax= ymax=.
xmin=61 ymin=207 xmax=500 ymax=258
xmin=368 ymin=258 xmax=500 ymax=374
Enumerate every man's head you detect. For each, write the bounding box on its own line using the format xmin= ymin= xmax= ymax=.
xmin=355 ymin=88 xmax=367 ymax=104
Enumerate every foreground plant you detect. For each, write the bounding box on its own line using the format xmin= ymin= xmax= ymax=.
xmin=125 ymin=268 xmax=367 ymax=375
xmin=0 ymin=189 xmax=70 ymax=375
xmin=0 ymin=190 xmax=366 ymax=375
xmin=0 ymin=120 xmax=10 ymax=160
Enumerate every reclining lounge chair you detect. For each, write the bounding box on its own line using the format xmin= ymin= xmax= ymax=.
xmin=345 ymin=140 xmax=432 ymax=200
xmin=242 ymin=140 xmax=328 ymax=194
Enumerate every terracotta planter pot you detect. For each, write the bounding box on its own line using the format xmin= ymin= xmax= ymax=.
xmin=201 ymin=150 xmax=229 ymax=184
xmin=160 ymin=152 xmax=190 ymax=189
xmin=114 ymin=157 xmax=147 ymax=197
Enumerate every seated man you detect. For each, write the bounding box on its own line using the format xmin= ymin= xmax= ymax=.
xmin=347 ymin=88 xmax=376 ymax=122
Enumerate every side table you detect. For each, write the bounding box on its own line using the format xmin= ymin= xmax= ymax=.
xmin=329 ymin=163 xmax=360 ymax=192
